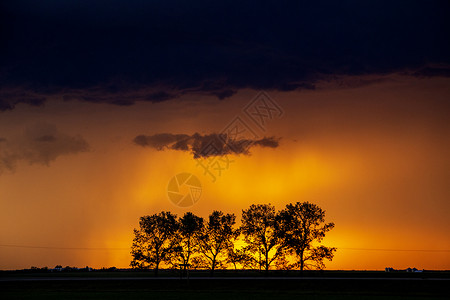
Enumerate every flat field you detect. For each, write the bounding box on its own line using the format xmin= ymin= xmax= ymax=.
xmin=1 ymin=270 xmax=449 ymax=300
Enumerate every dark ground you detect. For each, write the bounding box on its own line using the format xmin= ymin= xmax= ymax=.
xmin=1 ymin=270 xmax=449 ymax=299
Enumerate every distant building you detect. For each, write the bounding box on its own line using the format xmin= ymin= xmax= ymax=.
xmin=52 ymin=266 xmax=63 ymax=272
xmin=386 ymin=267 xmax=423 ymax=273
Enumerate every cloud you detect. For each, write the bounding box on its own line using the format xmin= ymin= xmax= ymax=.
xmin=0 ymin=123 xmax=89 ymax=174
xmin=411 ymin=65 xmax=450 ymax=78
xmin=0 ymin=1 xmax=449 ymax=110
xmin=0 ymin=89 xmax=47 ymax=111
xmin=134 ymin=133 xmax=190 ymax=150
xmin=133 ymin=133 xmax=280 ymax=158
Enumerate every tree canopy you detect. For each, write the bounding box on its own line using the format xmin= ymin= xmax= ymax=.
xmin=173 ymin=212 xmax=204 ymax=272
xmin=130 ymin=211 xmax=178 ymax=275
xmin=130 ymin=202 xmax=336 ymax=275
xmin=240 ymin=204 xmax=284 ymax=273
xmin=277 ymin=202 xmax=336 ymax=271
xmin=196 ymin=210 xmax=238 ymax=276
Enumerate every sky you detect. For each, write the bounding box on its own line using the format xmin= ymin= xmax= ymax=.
xmin=0 ymin=0 xmax=449 ymax=270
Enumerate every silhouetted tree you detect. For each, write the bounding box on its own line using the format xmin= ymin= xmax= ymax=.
xmin=226 ymin=245 xmax=255 ymax=270
xmin=240 ymin=204 xmax=285 ymax=274
xmin=173 ymin=212 xmax=204 ymax=273
xmin=130 ymin=204 xmax=337 ymax=273
xmin=197 ymin=210 xmax=238 ymax=276
xmin=130 ymin=211 xmax=178 ymax=276
xmin=277 ymin=202 xmax=336 ymax=271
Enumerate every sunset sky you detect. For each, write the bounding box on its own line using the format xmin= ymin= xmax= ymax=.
xmin=1 ymin=1 xmax=449 ymax=270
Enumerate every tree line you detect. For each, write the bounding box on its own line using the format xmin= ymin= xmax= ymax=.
xmin=131 ymin=202 xmax=336 ymax=276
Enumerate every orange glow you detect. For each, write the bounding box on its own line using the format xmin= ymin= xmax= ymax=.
xmin=1 ymin=77 xmax=449 ymax=270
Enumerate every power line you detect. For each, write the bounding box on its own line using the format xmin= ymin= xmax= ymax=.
xmin=0 ymin=244 xmax=449 ymax=252
xmin=0 ymin=244 xmax=129 ymax=251
xmin=337 ymin=247 xmax=450 ymax=253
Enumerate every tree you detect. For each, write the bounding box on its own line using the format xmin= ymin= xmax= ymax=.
xmin=240 ymin=204 xmax=285 ymax=274
xmin=277 ymin=202 xmax=336 ymax=271
xmin=173 ymin=212 xmax=204 ymax=273
xmin=226 ymin=245 xmax=255 ymax=270
xmin=197 ymin=210 xmax=238 ymax=276
xmin=130 ymin=211 xmax=178 ymax=276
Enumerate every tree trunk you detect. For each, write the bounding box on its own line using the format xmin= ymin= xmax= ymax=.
xmin=300 ymin=250 xmax=304 ymax=274
xmin=258 ymin=252 xmax=262 ymax=272
xmin=155 ymin=252 xmax=160 ymax=277
xmin=210 ymin=261 xmax=215 ymax=277
xmin=264 ymin=242 xmax=269 ymax=276
xmin=265 ymin=257 xmax=269 ymax=276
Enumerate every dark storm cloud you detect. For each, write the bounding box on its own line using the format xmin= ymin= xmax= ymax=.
xmin=0 ymin=89 xmax=47 ymax=111
xmin=134 ymin=133 xmax=279 ymax=158
xmin=0 ymin=123 xmax=89 ymax=173
xmin=134 ymin=133 xmax=191 ymax=150
xmin=252 ymin=137 xmax=280 ymax=148
xmin=1 ymin=0 xmax=449 ymax=110
xmin=35 ymin=135 xmax=57 ymax=142
xmin=411 ymin=65 xmax=450 ymax=78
